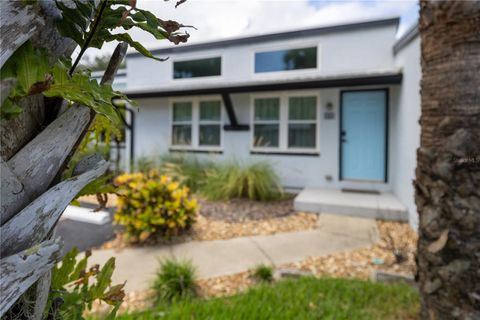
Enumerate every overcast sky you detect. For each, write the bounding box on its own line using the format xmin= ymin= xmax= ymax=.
xmin=82 ymin=0 xmax=419 ymax=61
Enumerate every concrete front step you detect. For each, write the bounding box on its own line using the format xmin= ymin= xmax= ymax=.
xmin=294 ymin=188 xmax=408 ymax=221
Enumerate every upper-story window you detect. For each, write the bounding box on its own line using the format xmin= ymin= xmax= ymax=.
xmin=254 ymin=47 xmax=317 ymax=73
xmin=173 ymin=57 xmax=221 ymax=79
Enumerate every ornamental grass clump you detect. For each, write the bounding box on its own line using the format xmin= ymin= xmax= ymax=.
xmin=158 ymin=155 xmax=212 ymax=193
xmin=202 ymin=162 xmax=283 ymax=201
xmin=114 ymin=171 xmax=197 ymax=243
xmin=253 ymin=264 xmax=274 ymax=283
xmin=153 ymin=259 xmax=197 ymax=303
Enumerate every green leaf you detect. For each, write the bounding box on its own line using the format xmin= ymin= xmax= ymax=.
xmin=43 ymin=62 xmax=128 ymax=126
xmin=70 ymin=252 xmax=89 ymax=283
xmin=0 ymin=42 xmax=50 ymax=96
xmin=73 ymin=0 xmax=95 ymax=20
xmin=106 ymin=33 xmax=166 ymax=61
xmin=54 ymin=0 xmax=189 ymax=61
xmin=76 ymin=174 xmax=116 ymax=198
xmin=52 ymin=247 xmax=80 ymax=289
xmin=56 ymin=18 xmax=85 ymax=46
xmin=0 ymin=99 xmax=23 ymax=119
xmin=91 ymin=257 xmax=116 ymax=298
xmin=55 ymin=0 xmax=90 ymax=32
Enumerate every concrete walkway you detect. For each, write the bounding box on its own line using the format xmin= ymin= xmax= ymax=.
xmin=89 ymin=214 xmax=379 ymax=292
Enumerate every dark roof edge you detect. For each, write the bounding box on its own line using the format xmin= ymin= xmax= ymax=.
xmin=393 ymin=24 xmax=419 ymax=54
xmin=126 ymin=73 xmax=402 ymax=99
xmin=127 ymin=17 xmax=400 ymax=58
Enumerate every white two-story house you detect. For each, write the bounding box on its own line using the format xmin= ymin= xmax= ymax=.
xmin=123 ymin=17 xmax=421 ymax=227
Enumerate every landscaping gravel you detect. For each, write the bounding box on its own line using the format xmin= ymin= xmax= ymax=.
xmin=87 ymin=194 xmax=318 ymax=249
xmin=197 ymin=196 xmax=296 ymax=222
xmin=196 ymin=220 xmax=417 ymax=298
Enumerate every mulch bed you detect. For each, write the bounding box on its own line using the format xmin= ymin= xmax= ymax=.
xmin=197 ymin=196 xmax=296 ymax=222
xmin=81 ymin=195 xmax=319 ymax=250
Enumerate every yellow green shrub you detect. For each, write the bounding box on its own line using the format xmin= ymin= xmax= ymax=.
xmin=114 ymin=171 xmax=197 ymax=242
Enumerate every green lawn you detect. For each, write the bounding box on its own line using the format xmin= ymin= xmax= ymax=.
xmin=116 ymin=277 xmax=419 ymax=320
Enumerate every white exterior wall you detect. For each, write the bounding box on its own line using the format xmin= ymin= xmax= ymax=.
xmin=133 ymin=85 xmax=399 ymax=193
xmin=126 ymin=25 xmax=398 ymax=91
xmin=391 ymin=37 xmax=422 ymax=227
xmin=125 ymin=21 xmax=422 ymax=227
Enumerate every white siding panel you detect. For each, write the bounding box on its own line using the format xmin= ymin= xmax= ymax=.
xmin=392 ymin=37 xmax=421 ymax=228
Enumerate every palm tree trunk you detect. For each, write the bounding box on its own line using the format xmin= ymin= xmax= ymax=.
xmin=416 ymin=1 xmax=480 ymax=319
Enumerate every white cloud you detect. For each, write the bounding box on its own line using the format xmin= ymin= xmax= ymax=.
xmin=82 ymin=0 xmax=418 ymax=59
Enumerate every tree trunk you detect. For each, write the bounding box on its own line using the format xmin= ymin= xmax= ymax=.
xmin=416 ymin=1 xmax=480 ymax=319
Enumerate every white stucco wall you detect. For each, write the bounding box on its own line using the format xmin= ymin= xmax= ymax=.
xmin=132 ymin=85 xmax=399 ymax=193
xmin=125 ymin=25 xmax=398 ymax=91
xmin=391 ymin=36 xmax=421 ymax=227
xmin=124 ymin=21 xmax=422 ymax=227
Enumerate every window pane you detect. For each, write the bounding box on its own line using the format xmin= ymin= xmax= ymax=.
xmin=254 ymin=98 xmax=280 ymax=120
xmin=200 ymin=101 xmax=221 ymax=121
xmin=173 ymin=57 xmax=221 ymax=79
xmin=199 ymin=125 xmax=221 ymax=146
xmin=254 ymin=124 xmax=279 ymax=147
xmin=255 ymin=47 xmax=317 ymax=73
xmin=172 ymin=125 xmax=192 ymax=145
xmin=288 ymin=124 xmax=316 ymax=148
xmin=289 ymin=96 xmax=317 ymax=120
xmin=173 ymin=102 xmax=192 ymax=122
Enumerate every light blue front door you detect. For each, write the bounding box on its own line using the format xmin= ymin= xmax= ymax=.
xmin=341 ymin=90 xmax=387 ymax=181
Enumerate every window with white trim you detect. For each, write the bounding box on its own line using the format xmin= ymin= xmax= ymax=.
xmin=252 ymin=94 xmax=318 ymax=152
xmin=199 ymin=100 xmax=221 ymax=146
xmin=172 ymin=101 xmax=192 ymax=146
xmin=288 ymin=96 xmax=317 ymax=148
xmin=171 ymin=99 xmax=222 ymax=149
xmin=253 ymin=97 xmax=280 ymax=148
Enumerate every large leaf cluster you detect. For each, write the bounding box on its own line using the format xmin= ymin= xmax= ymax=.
xmin=0 ymin=42 xmax=130 ymax=124
xmin=56 ymin=0 xmax=191 ymax=60
xmin=114 ymin=171 xmax=198 ymax=242
xmin=47 ymin=248 xmax=125 ymax=320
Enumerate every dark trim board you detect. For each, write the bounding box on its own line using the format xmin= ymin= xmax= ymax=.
xmin=126 ymin=74 xmax=402 ymax=99
xmin=169 ymin=148 xmax=223 ymax=155
xmin=221 ymin=93 xmax=249 ymax=130
xmin=127 ymin=18 xmax=399 ymax=58
xmin=250 ymin=151 xmax=320 ymax=157
xmin=224 ymin=124 xmax=249 ymax=131
xmin=339 ymin=88 xmax=389 ymax=183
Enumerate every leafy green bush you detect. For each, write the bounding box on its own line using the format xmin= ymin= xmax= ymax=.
xmin=46 ymin=248 xmax=124 ymax=320
xmin=253 ymin=264 xmax=274 ymax=283
xmin=202 ymin=162 xmax=283 ymax=201
xmin=153 ymin=259 xmax=197 ymax=303
xmin=114 ymin=171 xmax=198 ymax=242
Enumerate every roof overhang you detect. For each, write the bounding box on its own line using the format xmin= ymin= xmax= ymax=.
xmin=125 ymin=71 xmax=403 ymax=99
